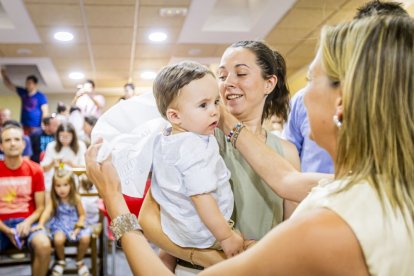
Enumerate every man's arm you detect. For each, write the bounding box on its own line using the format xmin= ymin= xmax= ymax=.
xmin=1 ymin=68 xmax=17 ymax=92
xmin=0 ymin=220 xmax=18 ymax=247
xmin=40 ymin=104 xmax=49 ymax=119
xmin=88 ymin=94 xmax=105 ymax=109
xmin=16 ymin=191 xmax=45 ymax=237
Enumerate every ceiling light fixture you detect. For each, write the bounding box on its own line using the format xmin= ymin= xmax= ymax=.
xmin=148 ymin=32 xmax=167 ymax=42
xmin=16 ymin=48 xmax=32 ymax=55
xmin=140 ymin=71 xmax=157 ymax=80
xmin=69 ymin=72 xmax=85 ymax=80
xmin=54 ymin=31 xmax=74 ymax=42
xmin=159 ymin=7 xmax=188 ymax=17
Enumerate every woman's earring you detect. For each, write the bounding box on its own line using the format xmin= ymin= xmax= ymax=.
xmin=333 ymin=115 xmax=342 ymax=128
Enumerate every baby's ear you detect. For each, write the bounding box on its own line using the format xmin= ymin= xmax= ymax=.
xmin=166 ymin=108 xmax=181 ymax=125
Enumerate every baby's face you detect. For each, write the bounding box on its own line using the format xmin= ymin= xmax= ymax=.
xmin=171 ymin=74 xmax=221 ymax=135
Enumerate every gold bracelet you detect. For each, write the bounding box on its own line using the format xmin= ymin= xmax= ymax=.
xmin=189 ymin=248 xmax=196 ymax=266
xmin=74 ymin=222 xmax=84 ymax=229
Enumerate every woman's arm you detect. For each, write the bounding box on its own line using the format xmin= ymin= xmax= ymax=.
xmin=41 ymin=159 xmax=57 ymax=172
xmin=85 ymin=140 xmax=368 ymax=276
xmin=85 ymin=143 xmax=172 ymax=275
xmin=139 ymin=191 xmax=226 ymax=267
xmin=220 ymin=108 xmax=331 ymax=202
xmin=279 ymin=139 xmax=301 ymax=218
xmin=200 ymin=208 xmax=369 ymax=276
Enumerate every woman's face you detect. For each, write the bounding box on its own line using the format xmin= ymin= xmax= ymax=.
xmin=58 ymin=131 xmax=73 ymax=147
xmin=217 ymin=47 xmax=272 ymax=122
xmin=303 ymin=51 xmax=341 ymax=158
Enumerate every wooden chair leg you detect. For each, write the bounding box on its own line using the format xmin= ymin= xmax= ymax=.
xmin=91 ymin=236 xmax=97 ymax=276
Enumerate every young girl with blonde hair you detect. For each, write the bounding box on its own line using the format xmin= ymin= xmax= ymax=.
xmin=33 ymin=170 xmax=91 ymax=276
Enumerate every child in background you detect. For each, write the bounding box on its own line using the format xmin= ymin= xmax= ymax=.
xmin=41 ymin=122 xmax=86 ymax=201
xmin=32 ymin=170 xmax=91 ymax=276
xmin=151 ymin=61 xmax=243 ymax=271
xmin=78 ymin=174 xmax=100 ymax=228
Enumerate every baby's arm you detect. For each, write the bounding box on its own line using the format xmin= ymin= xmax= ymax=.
xmin=191 ymin=194 xmax=243 ymax=258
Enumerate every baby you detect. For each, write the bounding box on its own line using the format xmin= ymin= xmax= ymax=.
xmin=151 ymin=61 xmax=243 ymax=270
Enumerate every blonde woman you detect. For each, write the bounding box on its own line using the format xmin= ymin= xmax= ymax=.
xmin=86 ymin=16 xmax=414 ymax=275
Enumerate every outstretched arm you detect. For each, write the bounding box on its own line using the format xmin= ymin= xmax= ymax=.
xmin=85 ymin=140 xmax=367 ymax=276
xmin=85 ymin=141 xmax=172 ymax=275
xmin=220 ymin=106 xmax=331 ymax=202
xmin=1 ymin=68 xmax=17 ymax=92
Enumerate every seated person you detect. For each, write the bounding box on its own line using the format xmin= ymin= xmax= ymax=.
xmin=0 ymin=120 xmax=32 ymax=160
xmin=30 ymin=115 xmax=59 ymax=163
xmin=0 ymin=123 xmax=51 ymax=275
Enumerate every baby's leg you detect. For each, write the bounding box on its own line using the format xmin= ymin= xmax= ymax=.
xmin=159 ymin=249 xmax=177 ymax=272
xmin=53 ymin=231 xmax=66 ymax=261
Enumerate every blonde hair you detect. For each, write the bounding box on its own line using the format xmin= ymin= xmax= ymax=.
xmin=320 ymin=16 xmax=414 ymax=221
xmin=51 ymin=169 xmax=80 ymax=212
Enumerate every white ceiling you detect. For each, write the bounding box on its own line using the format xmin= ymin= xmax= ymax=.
xmin=0 ymin=0 xmax=413 ymax=95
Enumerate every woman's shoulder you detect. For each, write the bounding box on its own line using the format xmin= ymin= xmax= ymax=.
xmin=267 ymin=133 xmax=300 ymax=170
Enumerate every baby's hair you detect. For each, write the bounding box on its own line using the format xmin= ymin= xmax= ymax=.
xmin=51 ymin=169 xmax=79 ymax=212
xmin=153 ymin=61 xmax=214 ymax=120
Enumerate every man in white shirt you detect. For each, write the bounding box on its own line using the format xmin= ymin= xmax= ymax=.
xmin=71 ymin=80 xmax=105 ymax=118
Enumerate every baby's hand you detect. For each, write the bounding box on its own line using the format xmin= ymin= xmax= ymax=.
xmin=220 ymin=231 xmax=244 ymax=258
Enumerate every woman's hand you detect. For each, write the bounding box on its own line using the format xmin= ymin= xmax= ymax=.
xmin=85 ymin=138 xmax=121 ymax=199
xmin=218 ymin=103 xmax=238 ymax=134
xmin=85 ymin=138 xmax=129 ymax=219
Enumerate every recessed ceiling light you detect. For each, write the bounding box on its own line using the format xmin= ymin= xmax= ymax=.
xmin=188 ymin=48 xmax=202 ymax=56
xmin=69 ymin=72 xmax=85 ymax=80
xmin=16 ymin=48 xmax=32 ymax=55
xmin=148 ymin=32 xmax=167 ymax=42
xmin=140 ymin=71 xmax=157 ymax=80
xmin=54 ymin=31 xmax=74 ymax=42
xmin=159 ymin=7 xmax=188 ymax=17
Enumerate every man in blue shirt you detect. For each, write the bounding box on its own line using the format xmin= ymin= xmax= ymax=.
xmin=1 ymin=69 xmax=49 ymax=135
xmin=283 ymin=89 xmax=334 ymax=173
